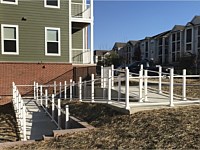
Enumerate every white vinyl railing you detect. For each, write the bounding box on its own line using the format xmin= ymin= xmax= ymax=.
xmin=12 ymin=82 xmax=27 ymax=141
xmin=71 ymin=2 xmax=91 ymax=19
xmin=34 ymin=82 xmax=70 ymax=129
xmin=72 ymin=49 xmax=91 ymax=64
xmin=12 ymin=65 xmax=200 ymax=138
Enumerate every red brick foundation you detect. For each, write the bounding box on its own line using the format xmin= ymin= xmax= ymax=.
xmin=0 ymin=62 xmax=73 ymax=96
xmin=0 ymin=62 xmax=96 ymax=104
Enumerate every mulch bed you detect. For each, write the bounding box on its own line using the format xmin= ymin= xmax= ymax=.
xmin=0 ymin=103 xmax=20 ymax=143
xmin=8 ymin=102 xmax=200 ymax=149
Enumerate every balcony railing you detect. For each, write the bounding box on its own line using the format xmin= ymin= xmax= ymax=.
xmin=71 ymin=2 xmax=91 ymax=19
xmin=72 ymin=49 xmax=91 ymax=64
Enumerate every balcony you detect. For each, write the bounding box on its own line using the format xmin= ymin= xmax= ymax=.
xmin=72 ymin=49 xmax=91 ymax=64
xmin=71 ymin=1 xmax=93 ymax=23
xmin=72 ymin=2 xmax=91 ymax=19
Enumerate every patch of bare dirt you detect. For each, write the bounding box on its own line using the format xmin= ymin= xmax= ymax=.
xmin=9 ymin=103 xmax=200 ymax=149
xmin=0 ymin=103 xmax=20 ymax=143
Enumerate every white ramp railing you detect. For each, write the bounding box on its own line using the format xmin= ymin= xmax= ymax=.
xmin=12 ymin=82 xmax=27 ymax=141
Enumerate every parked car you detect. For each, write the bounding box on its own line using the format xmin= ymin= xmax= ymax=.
xmin=128 ymin=60 xmax=159 ymax=76
xmin=114 ymin=64 xmax=128 ymax=76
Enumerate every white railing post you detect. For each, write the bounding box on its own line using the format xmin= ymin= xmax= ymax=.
xmin=101 ymin=66 xmax=104 ymax=88
xmin=16 ymin=90 xmax=19 ymax=113
xmin=158 ymin=65 xmax=162 ymax=94
xmin=33 ymin=81 xmax=36 ymax=99
xmin=70 ymin=79 xmax=73 ymax=101
xmin=52 ymin=94 xmax=55 ymax=121
xmin=111 ymin=65 xmax=114 ymax=89
xmin=12 ymin=82 xmax=15 ymax=100
xmin=125 ymin=67 xmax=130 ymax=110
xmin=118 ymin=75 xmax=121 ymax=101
xmin=108 ymin=69 xmax=112 ymax=104
xmin=65 ymin=105 xmax=69 ymax=129
xmin=103 ymin=67 xmax=105 ymax=100
xmin=182 ymin=69 xmax=187 ymax=101
xmin=91 ymin=74 xmax=95 ymax=102
xmin=23 ymin=105 xmax=27 ymax=141
xmin=72 ymin=81 xmax=75 ymax=98
xmin=36 ymin=83 xmax=38 ymax=101
xmin=144 ymin=70 xmax=148 ymax=102
xmin=79 ymin=77 xmax=82 ymax=102
xmin=140 ymin=64 xmax=143 ymax=71
xmin=169 ymin=68 xmax=174 ymax=107
xmin=59 ymin=82 xmax=62 ymax=99
xmin=64 ymin=81 xmax=67 ymax=99
xmin=54 ymin=81 xmax=56 ymax=96
xmin=58 ymin=98 xmax=61 ymax=129
xmin=40 ymin=85 xmax=43 ymax=106
xmin=18 ymin=94 xmax=21 ymax=115
xmin=45 ymin=89 xmax=48 ymax=111
xmin=19 ymin=96 xmax=22 ymax=122
xmin=12 ymin=82 xmax=16 ymax=106
xmin=84 ymin=81 xmax=87 ymax=99
xmin=139 ymin=70 xmax=143 ymax=102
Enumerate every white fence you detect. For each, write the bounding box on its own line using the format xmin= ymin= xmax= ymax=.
xmin=55 ymin=65 xmax=199 ymax=110
xmin=12 ymin=65 xmax=200 ymax=140
xmin=12 ymin=82 xmax=27 ymax=141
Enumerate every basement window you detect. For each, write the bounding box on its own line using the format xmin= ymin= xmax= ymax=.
xmin=1 ymin=24 xmax=19 ymax=55
xmin=45 ymin=27 xmax=61 ymax=56
xmin=1 ymin=0 xmax=18 ymax=5
xmin=44 ymin=0 xmax=60 ymax=8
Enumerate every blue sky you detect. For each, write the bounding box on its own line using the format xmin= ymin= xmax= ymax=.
xmin=93 ymin=1 xmax=200 ymax=50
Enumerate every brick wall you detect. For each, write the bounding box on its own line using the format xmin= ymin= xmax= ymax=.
xmin=73 ymin=65 xmax=96 ymax=82
xmin=0 ymin=62 xmax=73 ymax=97
xmin=0 ymin=62 xmax=97 ymax=104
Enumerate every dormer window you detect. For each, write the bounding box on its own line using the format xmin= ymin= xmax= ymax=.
xmin=1 ymin=0 xmax=18 ymax=5
xmin=44 ymin=0 xmax=60 ymax=8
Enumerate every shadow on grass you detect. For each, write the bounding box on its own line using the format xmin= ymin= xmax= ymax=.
xmin=0 ymin=103 xmax=20 ymax=142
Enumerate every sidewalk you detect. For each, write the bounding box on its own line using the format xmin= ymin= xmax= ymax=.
xmin=23 ymin=99 xmax=57 ymax=140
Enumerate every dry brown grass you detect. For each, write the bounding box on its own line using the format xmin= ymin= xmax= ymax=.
xmin=9 ymin=102 xmax=200 ymax=150
xmin=0 ymin=103 xmax=20 ymax=143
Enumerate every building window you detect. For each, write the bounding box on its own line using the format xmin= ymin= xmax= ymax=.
xmin=177 ymin=42 xmax=180 ymax=51
xmin=172 ymin=33 xmax=176 ymax=42
xmin=172 ymin=43 xmax=175 ymax=52
xmin=44 ymin=0 xmax=60 ymax=8
xmin=198 ymin=37 xmax=200 ymax=48
xmin=45 ymin=27 xmax=60 ymax=56
xmin=186 ymin=28 xmax=192 ymax=43
xmin=1 ymin=24 xmax=19 ymax=55
xmin=177 ymin=32 xmax=180 ymax=41
xmin=145 ymin=42 xmax=148 ymax=52
xmin=1 ymin=0 xmax=18 ymax=5
xmin=186 ymin=44 xmax=192 ymax=51
xmin=159 ymin=38 xmax=162 ymax=45
xmin=198 ymin=26 xmax=200 ymax=36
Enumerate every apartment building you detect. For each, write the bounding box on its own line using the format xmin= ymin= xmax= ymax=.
xmin=0 ymin=0 xmax=95 ymax=96
xmin=0 ymin=0 xmax=94 ymax=64
xmin=115 ymin=15 xmax=200 ymax=66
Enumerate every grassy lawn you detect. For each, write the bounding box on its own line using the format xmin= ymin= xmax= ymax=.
xmin=8 ymin=102 xmax=200 ymax=149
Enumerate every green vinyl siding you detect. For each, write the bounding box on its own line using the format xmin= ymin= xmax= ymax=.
xmin=72 ymin=29 xmax=83 ymax=49
xmin=0 ymin=0 xmax=84 ymax=63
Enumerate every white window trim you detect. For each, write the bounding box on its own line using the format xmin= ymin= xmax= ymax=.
xmin=45 ymin=27 xmax=61 ymax=56
xmin=1 ymin=24 xmax=19 ymax=55
xmin=44 ymin=0 xmax=60 ymax=9
xmin=1 ymin=0 xmax=18 ymax=5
